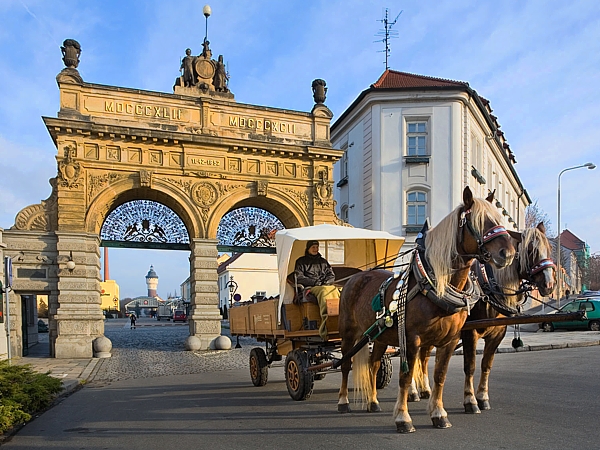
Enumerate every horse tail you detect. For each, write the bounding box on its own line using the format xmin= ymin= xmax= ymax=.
xmin=413 ymin=356 xmax=425 ymax=392
xmin=351 ymin=344 xmax=371 ymax=406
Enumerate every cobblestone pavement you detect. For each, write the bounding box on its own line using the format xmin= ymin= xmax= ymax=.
xmin=91 ymin=319 xmax=263 ymax=382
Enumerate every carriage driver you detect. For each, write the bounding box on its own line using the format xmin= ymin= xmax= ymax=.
xmin=293 ymin=240 xmax=341 ymax=339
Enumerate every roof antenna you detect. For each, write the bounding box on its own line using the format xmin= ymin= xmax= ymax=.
xmin=375 ymin=8 xmax=402 ymax=70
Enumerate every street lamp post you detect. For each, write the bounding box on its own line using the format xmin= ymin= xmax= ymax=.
xmin=203 ymin=4 xmax=211 ymax=45
xmin=556 ymin=162 xmax=596 ymax=308
xmin=226 ymin=275 xmax=238 ymax=309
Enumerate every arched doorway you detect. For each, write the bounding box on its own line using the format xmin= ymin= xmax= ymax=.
xmin=0 ymin=37 xmax=342 ymax=358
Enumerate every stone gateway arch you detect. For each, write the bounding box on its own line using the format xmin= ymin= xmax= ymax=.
xmin=1 ymin=39 xmax=342 ymax=358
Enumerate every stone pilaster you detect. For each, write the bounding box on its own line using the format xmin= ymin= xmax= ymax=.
xmin=54 ymin=232 xmax=107 ymax=358
xmin=188 ymin=238 xmax=221 ymax=350
xmin=0 ymin=228 xmax=8 ymax=360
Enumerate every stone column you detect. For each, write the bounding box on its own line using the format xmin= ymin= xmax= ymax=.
xmin=54 ymin=232 xmax=108 ymax=358
xmin=186 ymin=238 xmax=221 ymax=350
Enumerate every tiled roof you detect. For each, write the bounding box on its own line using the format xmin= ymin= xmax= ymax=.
xmin=217 ymin=252 xmax=243 ymax=274
xmin=372 ymin=69 xmax=469 ymax=89
xmin=560 ymin=229 xmax=586 ymax=251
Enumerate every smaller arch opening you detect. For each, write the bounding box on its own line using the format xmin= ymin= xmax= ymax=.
xmin=217 ymin=207 xmax=284 ymax=253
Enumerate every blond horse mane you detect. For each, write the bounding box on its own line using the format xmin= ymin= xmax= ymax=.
xmin=492 ymin=226 xmax=551 ymax=308
xmin=425 ymin=197 xmax=504 ymax=297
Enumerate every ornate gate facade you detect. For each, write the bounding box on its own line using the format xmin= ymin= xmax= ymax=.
xmin=1 ymin=39 xmax=341 ymax=358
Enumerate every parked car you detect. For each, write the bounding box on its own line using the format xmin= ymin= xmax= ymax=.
xmin=38 ymin=319 xmax=49 ymax=333
xmin=173 ymin=310 xmax=187 ymax=322
xmin=540 ymin=298 xmax=600 ymax=332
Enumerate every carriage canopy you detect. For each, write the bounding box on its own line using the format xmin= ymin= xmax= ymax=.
xmin=275 ymin=224 xmax=406 ymax=315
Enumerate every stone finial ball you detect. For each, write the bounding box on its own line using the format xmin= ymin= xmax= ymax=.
xmin=214 ymin=335 xmax=232 ymax=350
xmin=185 ymin=335 xmax=203 ymax=351
xmin=92 ymin=336 xmax=112 ymax=358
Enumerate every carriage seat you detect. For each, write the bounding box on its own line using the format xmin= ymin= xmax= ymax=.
xmin=286 ymin=273 xmax=318 ymax=305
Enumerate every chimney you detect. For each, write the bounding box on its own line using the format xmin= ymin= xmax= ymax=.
xmin=103 ymin=247 xmax=109 ymax=281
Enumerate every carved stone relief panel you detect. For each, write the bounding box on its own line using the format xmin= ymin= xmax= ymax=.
xmin=84 ymin=143 xmax=99 ymax=160
xmin=128 ymin=148 xmax=142 ymax=164
xmin=149 ymin=150 xmax=162 ymax=165
xmin=301 ymin=165 xmax=311 ymax=178
xmin=228 ymin=158 xmax=241 ymax=173
xmin=88 ymin=172 xmax=125 ymax=203
xmin=139 ymin=170 xmax=153 ymax=188
xmin=170 ymin=153 xmax=183 ymax=166
xmin=280 ymin=186 xmax=309 ymax=211
xmin=247 ymin=159 xmax=260 ymax=174
xmin=191 ymin=182 xmax=218 ymax=208
xmin=283 ymin=163 xmax=296 ymax=178
xmin=266 ymin=161 xmax=278 ymax=176
xmin=58 ymin=145 xmax=82 ymax=188
xmin=106 ymin=145 xmax=121 ymax=161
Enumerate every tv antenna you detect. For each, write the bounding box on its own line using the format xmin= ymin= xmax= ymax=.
xmin=375 ymin=8 xmax=402 ymax=70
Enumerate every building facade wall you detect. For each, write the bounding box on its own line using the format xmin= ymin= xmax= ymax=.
xmin=333 ymin=89 xmax=528 ymax=245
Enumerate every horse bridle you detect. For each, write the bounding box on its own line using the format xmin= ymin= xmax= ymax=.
xmin=459 ymin=208 xmax=510 ymax=262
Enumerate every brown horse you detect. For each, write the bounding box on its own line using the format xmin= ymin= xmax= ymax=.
xmin=336 ymin=187 xmax=516 ymax=433
xmin=461 ymin=222 xmax=555 ymax=413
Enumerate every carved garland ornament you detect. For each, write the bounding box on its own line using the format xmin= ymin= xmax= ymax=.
xmin=88 ymin=172 xmax=125 ymax=203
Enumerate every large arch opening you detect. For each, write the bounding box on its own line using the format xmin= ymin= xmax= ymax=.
xmin=100 ymin=199 xmax=191 ymax=250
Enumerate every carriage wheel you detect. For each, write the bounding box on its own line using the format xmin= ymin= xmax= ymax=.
xmin=376 ymin=354 xmax=393 ymax=389
xmin=285 ymin=350 xmax=314 ymax=401
xmin=249 ymin=348 xmax=269 ymax=386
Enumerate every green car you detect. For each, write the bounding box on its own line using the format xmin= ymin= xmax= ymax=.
xmin=540 ymin=298 xmax=600 ymax=332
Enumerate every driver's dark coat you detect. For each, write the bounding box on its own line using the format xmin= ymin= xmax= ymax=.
xmin=293 ymin=252 xmax=335 ymax=287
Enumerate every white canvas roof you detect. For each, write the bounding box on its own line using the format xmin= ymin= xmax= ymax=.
xmin=275 ymin=224 xmax=405 ymax=317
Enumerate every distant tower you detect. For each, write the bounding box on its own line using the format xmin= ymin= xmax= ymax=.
xmin=146 ymin=265 xmax=159 ymax=298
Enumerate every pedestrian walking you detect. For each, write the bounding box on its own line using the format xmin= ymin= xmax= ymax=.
xmin=130 ymin=313 xmax=137 ymax=329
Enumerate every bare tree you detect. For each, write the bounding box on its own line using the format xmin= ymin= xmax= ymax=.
xmin=525 ymin=200 xmax=554 ymax=235
xmin=583 ymin=254 xmax=600 ymax=291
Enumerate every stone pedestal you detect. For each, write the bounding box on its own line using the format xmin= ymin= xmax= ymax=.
xmin=187 ymin=238 xmax=221 ymax=350
xmin=54 ymin=232 xmax=109 ymax=358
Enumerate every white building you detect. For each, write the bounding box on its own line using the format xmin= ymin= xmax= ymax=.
xmin=332 ymin=69 xmax=530 ymax=246
xmin=217 ymin=253 xmax=278 ymax=309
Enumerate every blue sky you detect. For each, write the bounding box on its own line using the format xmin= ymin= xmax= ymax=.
xmin=1 ymin=0 xmax=599 ymax=299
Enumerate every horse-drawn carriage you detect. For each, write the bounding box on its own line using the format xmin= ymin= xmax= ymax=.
xmin=231 ymin=188 xmax=582 ymax=433
xmin=229 ymin=223 xmax=406 ymax=401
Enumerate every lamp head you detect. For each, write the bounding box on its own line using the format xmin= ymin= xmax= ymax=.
xmin=203 ymin=4 xmax=211 ymax=17
xmin=585 ymin=162 xmax=596 ymax=170
xmin=66 ymin=251 xmax=76 ymax=271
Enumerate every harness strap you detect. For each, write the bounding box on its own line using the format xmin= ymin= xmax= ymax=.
xmin=530 ymin=258 xmax=556 ymax=276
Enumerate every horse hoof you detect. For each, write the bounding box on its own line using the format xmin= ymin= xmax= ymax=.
xmin=477 ymin=399 xmax=491 ymax=410
xmin=338 ymin=403 xmax=351 ymax=414
xmin=464 ymin=403 xmax=481 ymax=414
xmin=431 ymin=417 xmax=452 ymax=429
xmin=420 ymin=391 xmax=431 ymax=399
xmin=367 ymin=403 xmax=381 ymax=413
xmin=396 ymin=421 xmax=416 ymax=433
xmin=408 ymin=393 xmax=420 ymax=402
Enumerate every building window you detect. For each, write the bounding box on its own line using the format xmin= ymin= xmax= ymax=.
xmin=407 ymin=122 xmax=427 ymax=156
xmin=407 ymin=191 xmax=427 ymax=225
xmin=337 ymin=150 xmax=349 ymax=187
xmin=340 ymin=204 xmax=349 ymax=223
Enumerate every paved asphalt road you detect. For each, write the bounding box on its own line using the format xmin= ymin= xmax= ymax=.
xmin=3 ymin=345 xmax=599 ymax=449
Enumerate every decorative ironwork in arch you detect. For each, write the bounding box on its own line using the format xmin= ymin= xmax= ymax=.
xmin=217 ymin=207 xmax=284 ymax=253
xmin=100 ymin=200 xmax=190 ymax=250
